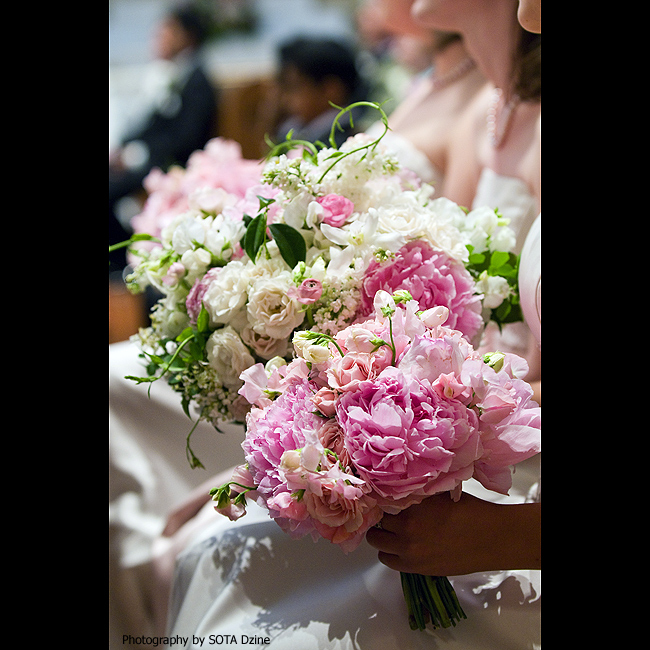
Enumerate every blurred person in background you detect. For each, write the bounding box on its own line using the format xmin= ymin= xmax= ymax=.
xmin=109 ymin=2 xmax=217 ymax=274
xmin=360 ymin=0 xmax=485 ymax=188
xmin=271 ymin=36 xmax=370 ymax=149
xmin=411 ymin=0 xmax=541 ymax=381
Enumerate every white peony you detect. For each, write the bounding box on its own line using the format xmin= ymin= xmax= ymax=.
xmin=203 ymin=260 xmax=250 ymax=326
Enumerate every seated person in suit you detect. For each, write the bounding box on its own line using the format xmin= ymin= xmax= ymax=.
xmin=272 ymin=36 xmax=369 ymax=150
xmin=109 ymin=3 xmax=217 ymax=273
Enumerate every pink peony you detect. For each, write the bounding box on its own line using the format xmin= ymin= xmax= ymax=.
xmin=460 ymin=357 xmax=541 ymax=494
xmin=243 ymin=379 xmax=328 ymax=538
xmin=336 ymin=366 xmax=483 ymax=513
xmin=316 ymin=194 xmax=354 ymax=227
xmin=358 ymin=240 xmax=483 ymax=342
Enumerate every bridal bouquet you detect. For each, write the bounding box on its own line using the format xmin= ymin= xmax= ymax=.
xmin=211 ymin=290 xmax=541 ymax=630
xmin=120 ymin=103 xmax=522 ymax=468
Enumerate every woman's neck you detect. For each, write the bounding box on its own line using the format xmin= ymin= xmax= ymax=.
xmin=459 ymin=2 xmax=519 ymax=98
xmin=431 ymin=38 xmax=472 ymax=77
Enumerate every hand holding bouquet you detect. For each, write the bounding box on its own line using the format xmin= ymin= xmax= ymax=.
xmin=212 ymin=289 xmax=541 ymax=630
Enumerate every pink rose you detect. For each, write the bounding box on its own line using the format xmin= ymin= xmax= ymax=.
xmin=316 ymin=194 xmax=354 ymax=227
xmin=312 ymin=387 xmax=339 ymax=417
xmin=326 ymin=352 xmax=375 ymax=392
xmin=288 ymin=278 xmax=323 ymax=304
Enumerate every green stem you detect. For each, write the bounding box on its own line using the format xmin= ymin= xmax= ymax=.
xmin=185 ymin=414 xmax=205 ymax=469
xmin=400 ymin=573 xmax=466 ymax=631
xmin=126 ymin=334 xmax=195 ymax=387
xmin=109 ymin=233 xmax=160 ymax=253
xmin=388 ymin=318 xmax=396 ymax=366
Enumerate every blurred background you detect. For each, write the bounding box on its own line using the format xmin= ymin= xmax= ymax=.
xmin=109 ymin=0 xmax=424 ymax=343
xmin=109 ymin=0 xmax=368 ymax=158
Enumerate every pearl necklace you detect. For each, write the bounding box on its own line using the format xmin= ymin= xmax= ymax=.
xmin=487 ymin=87 xmax=520 ymax=148
xmin=430 ymin=57 xmax=476 ymax=92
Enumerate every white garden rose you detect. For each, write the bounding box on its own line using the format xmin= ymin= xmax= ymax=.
xmin=247 ymin=272 xmax=305 ymax=339
xmin=240 ymin=326 xmax=290 ymax=360
xmin=206 ymin=326 xmax=255 ymax=389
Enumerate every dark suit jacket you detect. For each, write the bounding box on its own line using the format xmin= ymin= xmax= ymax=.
xmin=122 ymin=61 xmax=217 ymax=172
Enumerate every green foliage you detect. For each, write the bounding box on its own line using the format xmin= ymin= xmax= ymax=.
xmin=241 ymin=195 xmax=307 ymax=269
xmin=466 ymin=244 xmax=522 ymax=329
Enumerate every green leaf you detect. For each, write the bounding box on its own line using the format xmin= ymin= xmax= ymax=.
xmin=196 ymin=303 xmax=210 ymax=333
xmin=256 ymin=194 xmax=276 ymax=210
xmin=243 ymin=213 xmax=267 ymax=262
xmin=176 ymin=327 xmax=194 ymax=343
xmin=269 ymin=223 xmax=306 ymax=269
xmin=489 ymin=250 xmax=510 ymax=269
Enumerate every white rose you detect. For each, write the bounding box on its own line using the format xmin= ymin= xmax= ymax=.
xmin=203 ymin=261 xmax=250 ymax=326
xmin=247 ymin=273 xmax=305 ymax=339
xmin=206 ymin=326 xmax=255 ymax=389
xmin=240 ymin=326 xmax=290 ymax=360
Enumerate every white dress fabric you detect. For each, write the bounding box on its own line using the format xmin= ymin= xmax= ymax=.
xmin=165 ymin=457 xmax=540 ymax=649
xmin=473 ymin=168 xmax=540 ymax=371
xmin=109 ymin=340 xmax=246 ymax=646
xmin=518 ymin=214 xmax=541 ymax=348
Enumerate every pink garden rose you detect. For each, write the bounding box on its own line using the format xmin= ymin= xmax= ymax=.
xmin=316 ymin=194 xmax=354 ymax=227
xmin=358 ymin=240 xmax=483 ymax=342
xmin=287 ymin=278 xmax=323 ymax=304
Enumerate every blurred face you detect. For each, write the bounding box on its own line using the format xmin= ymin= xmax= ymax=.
xmin=278 ymin=65 xmax=338 ymax=124
xmin=153 ymin=17 xmax=194 ymax=60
